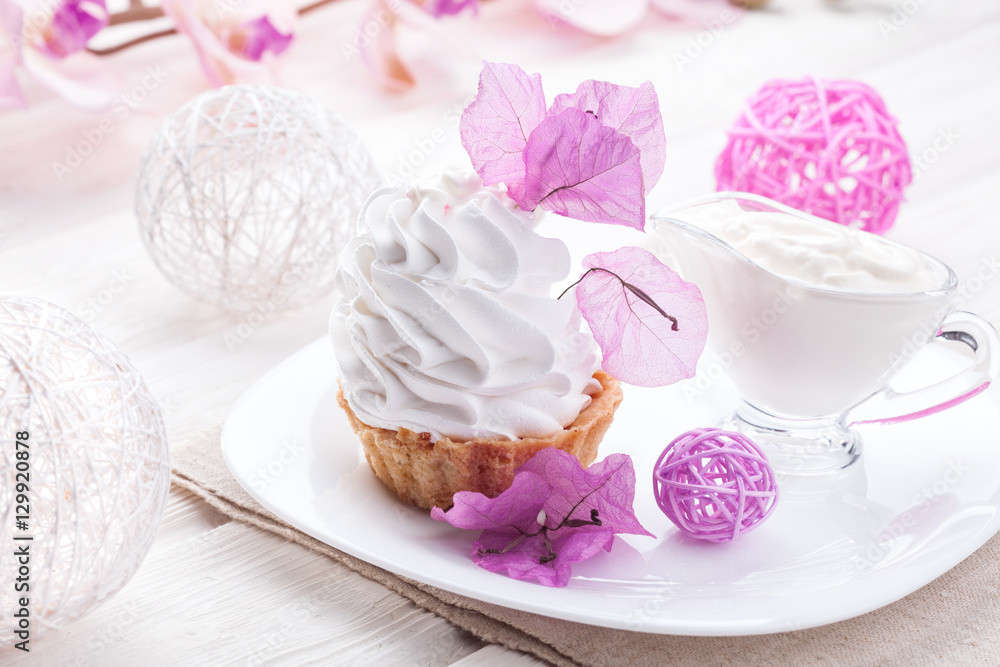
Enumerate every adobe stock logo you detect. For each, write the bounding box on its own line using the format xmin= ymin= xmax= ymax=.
xmin=911 ymin=127 xmax=959 ymax=181
xmin=78 ymin=268 xmax=134 ymax=321
xmin=877 ymin=0 xmax=932 ymax=39
xmin=247 ymin=439 xmax=306 ymax=493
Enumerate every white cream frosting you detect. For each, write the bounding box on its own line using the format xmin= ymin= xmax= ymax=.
xmin=330 ymin=171 xmax=601 ymax=442
xmin=679 ymin=200 xmax=947 ymax=292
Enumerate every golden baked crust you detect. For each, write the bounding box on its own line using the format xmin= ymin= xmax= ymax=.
xmin=337 ymin=371 xmax=623 ymax=509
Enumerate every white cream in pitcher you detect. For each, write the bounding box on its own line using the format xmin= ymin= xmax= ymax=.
xmin=653 ymin=196 xmax=956 ymax=421
xmin=677 ymin=200 xmax=947 ymax=293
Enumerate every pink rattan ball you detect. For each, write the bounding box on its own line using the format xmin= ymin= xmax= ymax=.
xmin=653 ymin=428 xmax=779 ymax=543
xmin=715 ymin=77 xmax=911 ymax=234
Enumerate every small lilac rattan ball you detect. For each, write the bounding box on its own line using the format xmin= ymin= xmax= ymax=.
xmin=653 ymin=428 xmax=778 ymax=543
xmin=715 ymin=77 xmax=911 ymax=234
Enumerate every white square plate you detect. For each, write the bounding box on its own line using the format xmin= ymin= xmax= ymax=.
xmin=222 ymin=337 xmax=1000 ymax=635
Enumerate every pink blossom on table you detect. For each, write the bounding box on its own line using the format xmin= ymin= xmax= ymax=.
xmin=519 ymin=107 xmax=645 ymax=230
xmin=226 ymin=15 xmax=293 ymax=61
xmin=0 ymin=0 xmax=120 ymax=109
xmin=471 ymin=516 xmax=613 ymax=587
xmin=431 ymin=448 xmax=651 ymax=587
xmin=38 ymin=0 xmax=108 ymax=59
xmin=519 ymin=446 xmax=651 ymax=539
xmin=459 ymin=61 xmax=545 ymax=202
xmin=433 ymin=468 xmax=554 ymax=536
xmin=161 ymin=0 xmax=295 ymax=87
xmin=571 ymin=247 xmax=708 ymax=387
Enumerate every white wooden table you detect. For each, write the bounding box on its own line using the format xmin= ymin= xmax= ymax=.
xmin=2 ymin=0 xmax=998 ymax=663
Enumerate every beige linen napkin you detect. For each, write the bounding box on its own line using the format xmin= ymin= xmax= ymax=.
xmin=172 ymin=426 xmax=1000 ymax=667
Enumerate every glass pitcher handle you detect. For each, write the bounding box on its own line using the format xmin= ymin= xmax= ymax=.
xmin=849 ymin=311 xmax=1000 ymax=427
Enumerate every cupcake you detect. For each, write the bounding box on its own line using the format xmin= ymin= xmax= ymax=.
xmin=330 ymin=170 xmax=623 ymax=509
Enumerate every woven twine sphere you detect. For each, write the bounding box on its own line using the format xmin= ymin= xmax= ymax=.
xmin=653 ymin=428 xmax=778 ymax=543
xmin=715 ymin=77 xmax=912 ymax=234
xmin=135 ymin=84 xmax=381 ymax=311
xmin=0 ymin=297 xmax=170 ymax=640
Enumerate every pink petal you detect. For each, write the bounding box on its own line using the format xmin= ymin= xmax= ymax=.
xmin=575 ymin=246 xmax=708 ymax=387
xmin=236 ymin=14 xmax=293 ymax=61
xmin=162 ymin=0 xmax=279 ymax=87
xmin=534 ymin=0 xmax=647 ymax=36
xmin=432 ymin=448 xmax=649 ymax=586
xmin=460 ymin=61 xmax=546 ymax=199
xmin=21 ymin=48 xmax=120 ymax=109
xmin=0 ymin=0 xmax=26 ymax=108
xmin=357 ymin=1 xmax=474 ymax=91
xmin=549 ymin=525 xmax=616 ymax=568
xmin=42 ymin=0 xmax=109 ymax=59
xmin=425 ymin=0 xmax=478 ymax=17
xmin=550 ymin=79 xmax=665 ymax=195
xmin=430 ymin=471 xmax=550 ymax=535
xmin=472 ymin=525 xmax=613 ymax=587
xmin=518 ymin=448 xmax=653 ymax=537
xmin=161 ymin=0 xmax=233 ymax=87
xmin=357 ymin=0 xmax=415 ymax=91
xmin=519 ymin=107 xmax=644 ymax=230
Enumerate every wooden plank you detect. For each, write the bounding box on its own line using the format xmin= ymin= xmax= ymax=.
xmin=9 ymin=522 xmax=486 ymax=665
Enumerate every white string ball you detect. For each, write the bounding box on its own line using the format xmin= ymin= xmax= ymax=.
xmin=0 ymin=297 xmax=170 ymax=642
xmin=135 ymin=84 xmax=382 ymax=312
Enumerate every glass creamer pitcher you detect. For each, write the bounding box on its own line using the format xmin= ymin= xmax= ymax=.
xmin=652 ymin=193 xmax=1000 ymax=474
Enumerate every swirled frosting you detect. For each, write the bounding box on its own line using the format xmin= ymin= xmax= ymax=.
xmin=330 ymin=171 xmax=601 ymax=441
